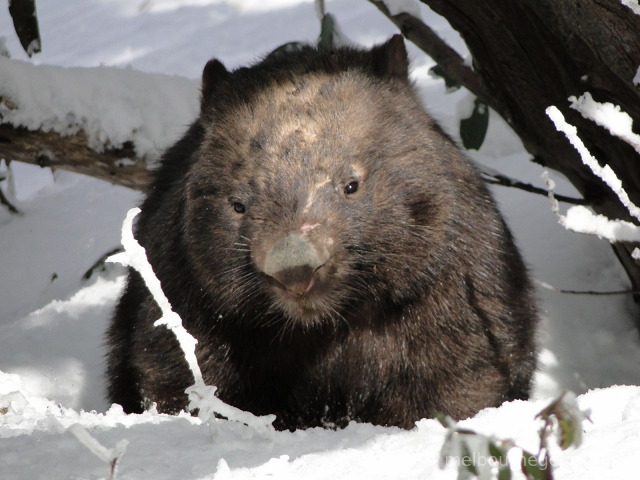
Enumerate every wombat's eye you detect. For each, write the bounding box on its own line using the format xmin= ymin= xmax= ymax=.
xmin=344 ymin=181 xmax=359 ymax=195
xmin=232 ymin=202 xmax=246 ymax=214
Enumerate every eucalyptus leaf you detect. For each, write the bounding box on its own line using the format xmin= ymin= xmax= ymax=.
xmin=318 ymin=13 xmax=336 ymax=50
xmin=460 ymin=98 xmax=489 ymax=150
xmin=9 ymin=0 xmax=41 ymax=57
xmin=521 ymin=451 xmax=552 ymax=480
xmin=488 ymin=441 xmax=509 ymax=469
xmin=497 ymin=464 xmax=512 ymax=480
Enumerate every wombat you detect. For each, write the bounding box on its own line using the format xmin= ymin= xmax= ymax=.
xmin=106 ymin=35 xmax=538 ymax=430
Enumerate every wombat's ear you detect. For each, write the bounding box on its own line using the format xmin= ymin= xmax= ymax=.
xmin=201 ymin=59 xmax=230 ymax=112
xmin=371 ymin=34 xmax=409 ymax=79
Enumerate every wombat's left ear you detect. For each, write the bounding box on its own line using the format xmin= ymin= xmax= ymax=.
xmin=200 ymin=59 xmax=231 ymax=113
xmin=371 ymin=34 xmax=409 ymax=79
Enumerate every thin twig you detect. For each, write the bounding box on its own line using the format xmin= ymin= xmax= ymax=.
xmin=0 ymin=186 xmax=20 ymax=214
xmin=82 ymin=246 xmax=124 ymax=281
xmin=536 ymin=280 xmax=640 ymax=296
xmin=473 ymin=160 xmax=585 ymax=205
xmin=482 ymin=172 xmax=585 ymax=205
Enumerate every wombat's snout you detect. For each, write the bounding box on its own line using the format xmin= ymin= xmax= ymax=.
xmin=261 ymin=234 xmax=327 ymax=296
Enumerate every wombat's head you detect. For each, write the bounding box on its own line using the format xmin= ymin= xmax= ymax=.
xmin=183 ymin=36 xmax=456 ymax=326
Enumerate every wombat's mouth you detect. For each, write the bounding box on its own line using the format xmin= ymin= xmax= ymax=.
xmin=256 ymin=231 xmax=336 ymax=293
xmin=262 ymin=264 xmax=340 ymax=320
xmin=266 ymin=265 xmax=324 ymax=298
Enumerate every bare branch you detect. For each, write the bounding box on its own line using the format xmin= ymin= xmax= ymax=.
xmin=367 ymin=0 xmax=493 ymax=105
xmin=481 ymin=171 xmax=585 ymax=206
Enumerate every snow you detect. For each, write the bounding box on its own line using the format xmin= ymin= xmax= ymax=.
xmin=545 ymin=101 xmax=640 ymax=271
xmin=26 ymin=39 xmax=41 ymax=58
xmin=543 ymin=170 xmax=640 ymax=242
xmin=547 ymin=105 xmax=640 ymax=222
xmin=569 ymin=92 xmax=640 ymax=155
xmin=3 ymin=374 xmax=640 ymax=479
xmin=560 ymin=205 xmax=640 ymax=242
xmin=621 ymin=0 xmax=640 ymax=16
xmin=1 ymin=1 xmax=640 ymax=479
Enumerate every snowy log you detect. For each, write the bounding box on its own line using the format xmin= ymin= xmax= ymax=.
xmin=0 ymin=57 xmax=199 ymax=191
xmin=0 ymin=123 xmax=151 ymax=190
xmin=367 ymin=1 xmax=489 ymax=104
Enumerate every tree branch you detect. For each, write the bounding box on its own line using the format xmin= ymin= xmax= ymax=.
xmin=367 ymin=0 xmax=494 ymax=106
xmin=0 ymin=123 xmax=151 ymax=191
xmin=481 ymin=171 xmax=586 ymax=206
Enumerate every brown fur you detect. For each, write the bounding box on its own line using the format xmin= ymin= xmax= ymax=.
xmin=106 ymin=36 xmax=538 ymax=430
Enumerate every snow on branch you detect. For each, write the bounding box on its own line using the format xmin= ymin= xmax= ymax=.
xmin=544 ymin=106 xmax=640 ymax=250
xmin=569 ymin=92 xmax=640 ymax=155
xmin=560 ymin=206 xmax=640 ymax=242
xmin=0 ymin=57 xmax=198 ymax=190
xmin=0 ymin=57 xmax=197 ymax=158
xmin=107 ymin=208 xmax=275 ymax=434
xmin=546 ymin=105 xmax=640 ymax=220
xmin=67 ymin=423 xmax=129 ymax=480
xmin=621 ymin=0 xmax=640 ymax=16
xmin=543 ymin=172 xmax=640 ymax=242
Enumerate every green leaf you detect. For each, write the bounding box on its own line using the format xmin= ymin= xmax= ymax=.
xmin=536 ymin=391 xmax=589 ymax=450
xmin=318 ymin=13 xmax=336 ymax=51
xmin=558 ymin=418 xmax=575 ymax=449
xmin=435 ymin=412 xmax=456 ymax=429
xmin=489 ymin=441 xmax=510 ymax=469
xmin=460 ymin=98 xmax=489 ymax=150
xmin=488 ymin=440 xmax=512 ymax=480
xmin=488 ymin=441 xmax=507 ymax=465
xmin=460 ymin=442 xmax=478 ymax=476
xmin=9 ymin=0 xmax=42 ymax=57
xmin=521 ymin=451 xmax=552 ymax=480
xmin=521 ymin=453 xmax=541 ymax=480
xmin=497 ymin=464 xmax=512 ymax=480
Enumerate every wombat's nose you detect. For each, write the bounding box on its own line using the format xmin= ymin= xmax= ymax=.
xmin=262 ymin=234 xmax=324 ymax=296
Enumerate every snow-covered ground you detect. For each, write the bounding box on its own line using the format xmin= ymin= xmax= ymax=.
xmin=1 ymin=1 xmax=640 ymax=478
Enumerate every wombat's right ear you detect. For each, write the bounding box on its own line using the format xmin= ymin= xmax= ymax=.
xmin=371 ymin=34 xmax=409 ymax=80
xmin=201 ymin=59 xmax=230 ymax=112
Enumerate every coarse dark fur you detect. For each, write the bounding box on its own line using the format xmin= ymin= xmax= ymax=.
xmin=106 ymin=36 xmax=538 ymax=430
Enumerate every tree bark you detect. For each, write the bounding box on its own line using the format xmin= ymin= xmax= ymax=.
xmin=0 ymin=123 xmax=150 ymax=191
xmin=371 ymin=0 xmax=640 ymax=314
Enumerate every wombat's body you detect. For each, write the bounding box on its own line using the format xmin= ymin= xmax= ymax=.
xmin=106 ymin=36 xmax=537 ymax=430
